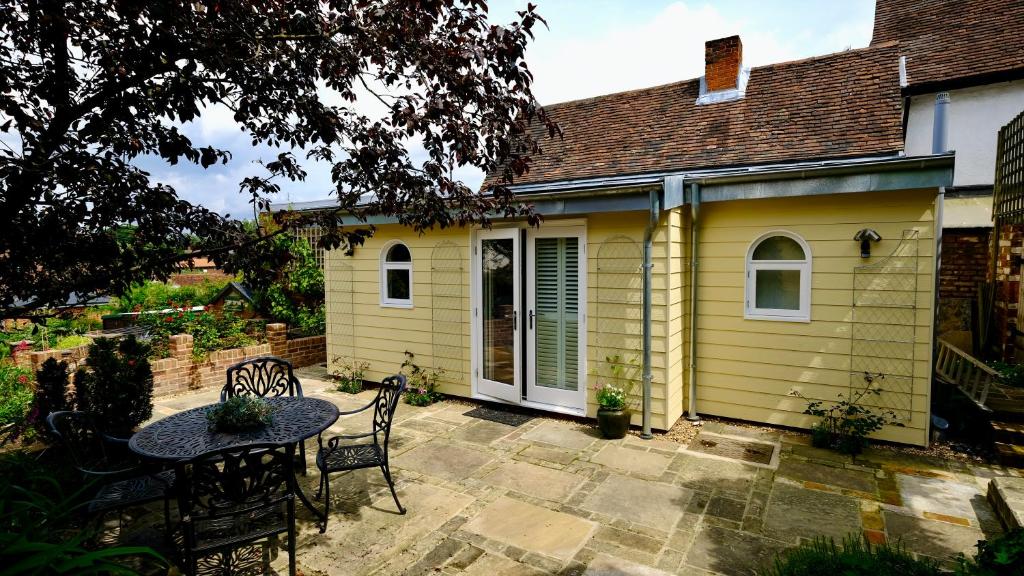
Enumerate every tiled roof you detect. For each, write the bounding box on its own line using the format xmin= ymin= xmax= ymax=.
xmin=486 ymin=43 xmax=904 ymax=188
xmin=871 ymin=0 xmax=1024 ymax=91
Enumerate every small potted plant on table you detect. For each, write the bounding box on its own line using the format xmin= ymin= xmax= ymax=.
xmin=206 ymin=396 xmax=275 ymax=433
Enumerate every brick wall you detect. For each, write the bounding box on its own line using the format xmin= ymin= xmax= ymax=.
xmin=993 ymin=224 xmax=1024 ymax=360
xmin=705 ymin=36 xmax=742 ymax=92
xmin=20 ymin=323 xmax=326 ymax=397
xmin=939 ymin=228 xmax=991 ymax=299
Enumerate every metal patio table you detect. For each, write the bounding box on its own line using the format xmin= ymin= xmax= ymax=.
xmin=129 ymin=396 xmax=340 ymax=528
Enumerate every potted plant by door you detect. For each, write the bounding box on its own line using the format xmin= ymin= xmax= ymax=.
xmin=596 ymin=384 xmax=630 ymax=439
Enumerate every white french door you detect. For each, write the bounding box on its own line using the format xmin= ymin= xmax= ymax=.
xmin=526 ymin=227 xmax=586 ymax=410
xmin=472 ymin=224 xmax=586 ymax=413
xmin=473 ymin=228 xmax=522 ymax=403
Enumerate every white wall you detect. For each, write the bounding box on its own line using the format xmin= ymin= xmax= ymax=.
xmin=905 ymin=79 xmax=1024 ymax=187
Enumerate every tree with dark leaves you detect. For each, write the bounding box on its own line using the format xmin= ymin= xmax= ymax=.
xmin=0 ymin=0 xmax=557 ymax=319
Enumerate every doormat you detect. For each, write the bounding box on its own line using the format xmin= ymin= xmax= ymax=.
xmin=683 ymin=431 xmax=779 ymax=468
xmin=463 ymin=406 xmax=534 ymax=427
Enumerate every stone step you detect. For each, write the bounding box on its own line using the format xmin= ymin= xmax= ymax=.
xmin=988 ymin=398 xmax=1024 ymax=422
xmin=988 ymin=476 xmax=1024 ymax=530
xmin=991 ymin=420 xmax=1024 ymax=444
xmin=995 ymin=442 xmax=1024 ymax=468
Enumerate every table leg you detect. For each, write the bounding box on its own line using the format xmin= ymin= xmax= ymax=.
xmin=288 ymin=443 xmax=328 ymax=532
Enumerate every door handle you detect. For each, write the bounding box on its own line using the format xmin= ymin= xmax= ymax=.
xmin=513 ymin=310 xmax=517 ymax=329
xmin=529 ymin=310 xmax=534 ymax=329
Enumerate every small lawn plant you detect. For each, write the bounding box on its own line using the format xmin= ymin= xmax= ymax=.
xmin=332 ymin=356 xmax=370 ymax=395
xmin=768 ymin=534 xmax=941 ymax=576
xmin=401 ymin=351 xmax=444 ymax=406
xmin=957 ymin=527 xmax=1024 ymax=576
xmin=790 ymin=372 xmax=902 ymax=455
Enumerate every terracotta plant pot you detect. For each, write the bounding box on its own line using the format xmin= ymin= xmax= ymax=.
xmin=597 ymin=408 xmax=631 ymax=439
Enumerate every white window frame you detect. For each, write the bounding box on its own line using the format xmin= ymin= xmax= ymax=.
xmin=744 ymin=230 xmax=811 ymax=322
xmin=380 ymin=240 xmax=413 ymax=308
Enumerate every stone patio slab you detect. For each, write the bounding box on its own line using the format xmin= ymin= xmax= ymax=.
xmin=584 ymin=553 xmax=674 ymax=576
xmin=898 ymin=474 xmax=984 ymax=523
xmin=522 ymin=420 xmax=600 ymax=451
xmin=591 ymin=444 xmax=672 ymax=477
xmin=762 ymin=482 xmax=861 ymax=543
xmin=583 ymin=474 xmax=692 ymax=529
xmin=481 ymin=460 xmax=585 ymax=501
xmin=519 ymin=444 xmax=578 ymax=466
xmin=451 ymin=419 xmax=517 ymax=445
xmin=398 ymin=417 xmax=458 ymax=436
xmin=685 ymin=524 xmax=790 ymax=576
xmin=462 ymin=552 xmax=547 ymax=575
xmin=392 ymin=441 xmax=493 ymax=482
xmin=777 ymin=459 xmax=876 ymax=493
xmin=463 ymin=496 xmax=596 ymax=561
xmin=884 ymin=510 xmax=987 ymax=562
xmin=674 ymin=453 xmax=757 ymax=498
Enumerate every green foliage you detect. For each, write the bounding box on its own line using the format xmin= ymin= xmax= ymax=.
xmin=401 ymin=351 xmax=444 ymax=407
xmin=206 ymin=396 xmax=275 ymax=432
xmin=247 ymin=236 xmax=325 ymax=336
xmin=74 ymin=337 xmax=153 ymax=437
xmin=591 ymin=355 xmax=639 ymax=410
xmin=990 ymin=361 xmax=1024 ymax=388
xmin=791 ymin=372 xmax=902 ymax=455
xmin=957 ymin=528 xmax=1024 ymax=576
xmin=767 ymin=534 xmax=941 ymax=576
xmin=332 ymin=356 xmax=370 ymax=395
xmin=0 ymin=362 xmax=33 ymax=426
xmin=53 ymin=335 xmax=92 ymax=350
xmin=0 ymin=452 xmax=167 ymax=575
xmin=113 ymin=280 xmax=228 ymax=313
xmin=138 ymin=308 xmax=260 ymax=361
xmin=0 ymin=314 xmax=100 ymax=357
xmin=30 ymin=359 xmax=71 ymax=437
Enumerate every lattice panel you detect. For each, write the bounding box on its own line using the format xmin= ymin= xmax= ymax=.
xmin=994 ymin=108 xmax=1024 ymax=225
xmin=849 ymin=230 xmax=920 ymax=421
xmin=292 ymin=226 xmax=326 ymax=269
xmin=594 ymin=236 xmax=644 ymax=355
xmin=431 ymin=242 xmax=465 ymax=381
xmin=329 ymin=263 xmax=355 ymax=362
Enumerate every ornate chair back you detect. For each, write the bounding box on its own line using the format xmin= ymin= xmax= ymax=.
xmin=176 ymin=444 xmax=295 ymax=563
xmin=373 ymin=375 xmax=407 ymax=448
xmin=222 ymin=356 xmax=302 ymax=401
xmin=46 ymin=411 xmax=115 ymax=475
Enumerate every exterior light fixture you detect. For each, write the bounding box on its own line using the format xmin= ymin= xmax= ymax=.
xmin=853 ymin=228 xmax=882 ymax=258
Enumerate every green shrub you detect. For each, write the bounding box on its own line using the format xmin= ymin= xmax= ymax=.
xmin=957 ymin=527 xmax=1024 ymax=576
xmin=74 ymin=337 xmax=153 ymax=437
xmin=247 ymin=236 xmax=325 ymax=336
xmin=0 ymin=362 xmax=34 ymax=426
xmin=138 ymin=308 xmax=260 ymax=361
xmin=206 ymin=396 xmax=275 ymax=432
xmin=990 ymin=361 xmax=1024 ymax=388
xmin=0 ymin=452 xmax=167 ymax=574
xmin=401 ymin=351 xmax=444 ymax=406
xmin=113 ymin=279 xmax=228 ymax=313
xmin=31 ymin=358 xmax=71 ymax=436
xmin=768 ymin=534 xmax=941 ymax=576
xmin=332 ymin=356 xmax=369 ymax=394
xmin=53 ymin=334 xmax=92 ymax=350
xmin=791 ymin=372 xmax=902 ymax=455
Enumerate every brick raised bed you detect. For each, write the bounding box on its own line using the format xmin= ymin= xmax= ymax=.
xmin=16 ymin=323 xmax=326 ymax=397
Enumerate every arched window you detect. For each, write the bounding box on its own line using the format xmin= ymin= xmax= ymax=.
xmin=745 ymin=231 xmax=811 ymax=322
xmin=381 ymin=241 xmax=413 ymax=308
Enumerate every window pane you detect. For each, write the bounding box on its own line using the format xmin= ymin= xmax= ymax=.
xmin=386 ymin=269 xmax=410 ymax=300
xmin=386 ymin=243 xmax=411 ymax=262
xmin=755 ymin=269 xmax=801 ymax=310
xmin=752 ymin=236 xmax=805 ymax=260
xmin=481 ymin=238 xmax=515 ymax=385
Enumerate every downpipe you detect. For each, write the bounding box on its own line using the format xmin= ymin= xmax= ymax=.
xmin=687 ymin=183 xmax=701 ymax=421
xmin=641 ymin=188 xmax=660 ymax=439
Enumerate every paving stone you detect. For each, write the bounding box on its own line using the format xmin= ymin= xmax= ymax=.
xmin=463 ymin=496 xmax=596 ymax=561
xmin=593 ymin=526 xmax=664 ymax=554
xmin=591 ymin=444 xmax=672 ymax=477
xmin=989 ymin=476 xmax=1024 ymax=529
xmin=777 ymin=459 xmax=877 ymax=493
xmin=623 ymin=434 xmax=682 ymax=453
xmin=399 ymin=418 xmax=458 ymax=436
xmin=674 ymin=453 xmax=757 ymax=498
xmin=685 ymin=524 xmax=790 ymax=576
xmin=898 ymin=474 xmax=984 ymax=523
xmin=480 ymin=460 xmax=585 ymax=502
xmin=393 ymin=441 xmax=494 ymax=482
xmin=884 ymin=510 xmax=987 ymax=562
xmin=296 ymin=483 xmax=474 ymax=576
xmin=451 ymin=419 xmax=517 ymax=445
xmin=762 ymin=483 xmax=861 ymax=543
xmin=583 ymin=474 xmax=693 ymax=529
xmin=400 ymin=538 xmax=468 ymax=575
xmin=584 ymin=553 xmax=674 ymax=576
xmin=790 ymin=444 xmax=852 ymax=465
xmin=461 ymin=552 xmax=547 ymax=576
xmin=520 ymin=444 xmax=578 ymax=465
xmin=522 ymin=420 xmax=600 ymax=451
xmin=706 ymin=496 xmax=747 ymax=522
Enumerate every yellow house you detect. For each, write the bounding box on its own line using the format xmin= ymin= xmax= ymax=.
xmin=306 ymin=37 xmax=955 ymax=446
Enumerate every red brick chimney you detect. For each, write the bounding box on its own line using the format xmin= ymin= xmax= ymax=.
xmin=705 ymin=36 xmax=743 ymax=92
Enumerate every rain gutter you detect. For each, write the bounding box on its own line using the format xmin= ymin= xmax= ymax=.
xmin=687 ymin=183 xmax=701 ymax=421
xmin=640 ymin=187 xmax=660 ymax=439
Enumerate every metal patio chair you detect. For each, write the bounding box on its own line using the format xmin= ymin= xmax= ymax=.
xmin=315 ymin=374 xmax=407 ymax=527
xmin=176 ymin=443 xmax=297 ymax=576
xmin=222 ymin=356 xmax=307 ymax=472
xmin=46 ymin=411 xmax=174 ymax=539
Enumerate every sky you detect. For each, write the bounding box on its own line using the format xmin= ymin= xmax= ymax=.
xmin=142 ymin=0 xmax=877 ymax=218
